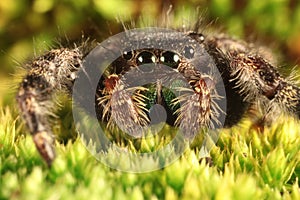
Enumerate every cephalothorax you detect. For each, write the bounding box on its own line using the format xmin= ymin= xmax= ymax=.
xmin=17 ymin=24 xmax=300 ymax=166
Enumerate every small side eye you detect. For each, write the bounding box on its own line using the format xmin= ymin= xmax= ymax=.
xmin=188 ymin=32 xmax=205 ymax=43
xmin=136 ymin=51 xmax=156 ymax=65
xmin=160 ymin=51 xmax=180 ymax=68
xmin=198 ymin=34 xmax=205 ymax=42
xmin=258 ymin=71 xmax=265 ymax=77
xmin=122 ymin=49 xmax=134 ymax=60
xmin=183 ymin=45 xmax=195 ymax=59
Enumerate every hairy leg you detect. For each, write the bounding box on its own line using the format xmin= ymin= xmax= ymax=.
xmin=205 ymin=35 xmax=300 ymax=123
xmin=17 ymin=48 xmax=84 ymax=166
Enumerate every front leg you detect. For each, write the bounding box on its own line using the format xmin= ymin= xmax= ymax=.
xmin=206 ymin=35 xmax=300 ymax=122
xmin=16 ymin=47 xmax=84 ymax=166
xmin=230 ymin=53 xmax=300 ymax=119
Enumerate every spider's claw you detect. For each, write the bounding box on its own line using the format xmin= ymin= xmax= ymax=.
xmin=33 ymin=131 xmax=56 ymax=167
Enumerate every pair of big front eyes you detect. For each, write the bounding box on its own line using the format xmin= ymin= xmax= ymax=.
xmin=122 ymin=46 xmax=195 ymax=68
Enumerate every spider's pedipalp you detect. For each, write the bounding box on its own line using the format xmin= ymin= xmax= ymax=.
xmin=173 ymin=73 xmax=223 ymax=138
xmin=97 ymin=75 xmax=150 ymax=137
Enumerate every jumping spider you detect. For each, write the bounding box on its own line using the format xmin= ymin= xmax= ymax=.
xmin=16 ymin=22 xmax=300 ymax=167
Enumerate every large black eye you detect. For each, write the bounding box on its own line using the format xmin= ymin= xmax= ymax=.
xmin=122 ymin=49 xmax=134 ymax=60
xmin=160 ymin=51 xmax=180 ymax=68
xmin=136 ymin=51 xmax=156 ymax=65
xmin=183 ymin=45 xmax=195 ymax=59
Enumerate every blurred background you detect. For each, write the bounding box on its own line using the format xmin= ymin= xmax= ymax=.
xmin=1 ymin=0 xmax=300 ymax=82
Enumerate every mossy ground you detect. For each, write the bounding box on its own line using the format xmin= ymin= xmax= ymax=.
xmin=1 ymin=0 xmax=300 ymax=199
xmin=0 ymin=76 xmax=299 ymax=200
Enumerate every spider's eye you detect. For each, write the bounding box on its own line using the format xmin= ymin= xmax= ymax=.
xmin=160 ymin=51 xmax=180 ymax=68
xmin=258 ymin=70 xmax=265 ymax=77
xmin=183 ymin=45 xmax=195 ymax=59
xmin=198 ymin=34 xmax=205 ymax=42
xmin=136 ymin=51 xmax=156 ymax=65
xmin=122 ymin=49 xmax=134 ymax=60
xmin=188 ymin=32 xmax=205 ymax=43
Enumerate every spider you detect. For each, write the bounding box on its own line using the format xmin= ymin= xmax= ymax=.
xmin=16 ymin=22 xmax=300 ymax=167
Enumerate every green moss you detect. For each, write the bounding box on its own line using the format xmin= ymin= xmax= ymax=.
xmin=1 ymin=0 xmax=300 ymax=199
xmin=0 ymin=93 xmax=299 ymax=199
